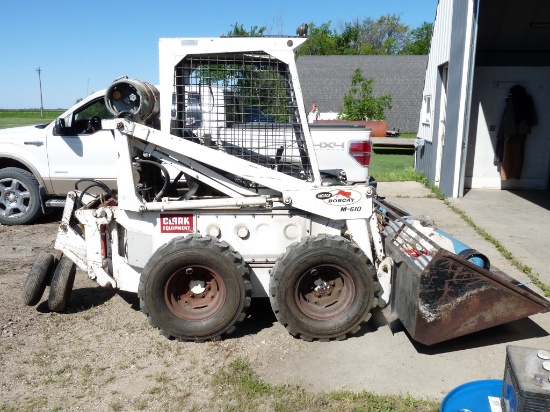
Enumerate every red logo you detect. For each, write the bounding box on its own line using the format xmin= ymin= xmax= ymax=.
xmin=335 ymin=190 xmax=352 ymax=199
xmin=160 ymin=214 xmax=194 ymax=233
xmin=319 ymin=189 xmax=361 ymax=206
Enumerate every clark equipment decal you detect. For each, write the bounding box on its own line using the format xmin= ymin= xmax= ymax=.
xmin=316 ymin=189 xmax=361 ymax=206
xmin=160 ymin=213 xmax=194 ymax=233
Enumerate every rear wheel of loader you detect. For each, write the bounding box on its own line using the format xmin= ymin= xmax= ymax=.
xmin=48 ymin=255 xmax=76 ymax=312
xmin=269 ymin=234 xmax=378 ymax=341
xmin=139 ymin=234 xmax=252 ymax=342
xmin=22 ymin=251 xmax=55 ymax=306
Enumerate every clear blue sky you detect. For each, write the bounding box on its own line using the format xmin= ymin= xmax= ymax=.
xmin=0 ymin=0 xmax=438 ymax=109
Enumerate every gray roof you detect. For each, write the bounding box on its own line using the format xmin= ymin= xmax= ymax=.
xmin=296 ymin=55 xmax=428 ymax=132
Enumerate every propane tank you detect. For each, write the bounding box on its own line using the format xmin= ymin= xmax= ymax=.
xmin=436 ymin=230 xmax=491 ymax=270
xmin=105 ymin=77 xmax=160 ymax=123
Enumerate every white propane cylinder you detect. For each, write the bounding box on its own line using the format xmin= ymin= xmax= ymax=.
xmin=105 ymin=77 xmax=160 ymax=122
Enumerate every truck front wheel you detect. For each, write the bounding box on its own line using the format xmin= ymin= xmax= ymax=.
xmin=139 ymin=234 xmax=252 ymax=341
xmin=0 ymin=167 xmax=42 ymax=225
xmin=269 ymin=234 xmax=379 ymax=341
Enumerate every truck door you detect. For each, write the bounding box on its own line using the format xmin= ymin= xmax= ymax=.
xmin=46 ymin=96 xmax=118 ymax=195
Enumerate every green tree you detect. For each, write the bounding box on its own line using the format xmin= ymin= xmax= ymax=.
xmin=358 ymin=14 xmax=409 ymax=55
xmin=227 ymin=22 xmax=266 ymax=37
xmin=295 ymin=22 xmax=338 ymax=56
xmin=338 ymin=68 xmax=392 ymax=120
xmin=401 ymin=22 xmax=433 ymax=55
xmin=335 ymin=20 xmax=361 ymax=54
xmin=232 ymin=17 xmax=431 ymax=56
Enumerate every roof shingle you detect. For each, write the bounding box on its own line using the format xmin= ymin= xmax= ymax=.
xmin=296 ymin=55 xmax=428 ymax=132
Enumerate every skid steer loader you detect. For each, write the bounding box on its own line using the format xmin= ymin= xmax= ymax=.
xmin=22 ymin=33 xmax=549 ymax=345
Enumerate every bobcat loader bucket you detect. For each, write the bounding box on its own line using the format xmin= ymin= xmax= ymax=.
xmin=379 ymin=201 xmax=550 ymax=346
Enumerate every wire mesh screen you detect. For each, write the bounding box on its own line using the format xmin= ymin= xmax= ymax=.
xmin=171 ymin=52 xmax=313 ymax=185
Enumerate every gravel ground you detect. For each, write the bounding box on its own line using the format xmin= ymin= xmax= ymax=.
xmin=2 ymin=185 xmax=549 ymax=411
xmin=0 ymin=211 xmax=328 ymax=411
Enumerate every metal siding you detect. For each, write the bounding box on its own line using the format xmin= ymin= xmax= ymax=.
xmin=416 ymin=0 xmax=453 ymax=181
xmin=419 ymin=65 xmax=445 ymax=183
xmin=443 ymin=0 xmax=477 ymax=197
xmin=417 ymin=0 xmax=477 ymax=197
xmin=439 ymin=1 xmax=471 ymax=196
xmin=416 ymin=140 xmax=436 ymax=182
xmin=417 ymin=0 xmax=453 ymax=142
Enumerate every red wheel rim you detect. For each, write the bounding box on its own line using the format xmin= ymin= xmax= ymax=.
xmin=295 ymin=264 xmax=355 ymax=320
xmin=164 ymin=265 xmax=226 ymax=321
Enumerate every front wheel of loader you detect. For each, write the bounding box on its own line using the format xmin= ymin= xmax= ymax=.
xmin=269 ymin=234 xmax=379 ymax=341
xmin=139 ymin=234 xmax=252 ymax=342
xmin=48 ymin=255 xmax=76 ymax=312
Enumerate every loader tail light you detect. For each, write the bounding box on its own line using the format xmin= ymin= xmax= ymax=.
xmin=349 ymin=141 xmax=371 ymax=167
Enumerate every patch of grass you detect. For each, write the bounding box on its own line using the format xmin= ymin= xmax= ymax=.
xmin=1 ymin=395 xmax=50 ymax=412
xmin=0 ymin=109 xmax=64 ymax=129
xmin=370 ymin=148 xmax=424 ymax=182
xmin=109 ymin=400 xmax=124 ymax=411
xmin=132 ymin=397 xmax=149 ymax=411
xmin=211 ymin=358 xmax=438 ymax=412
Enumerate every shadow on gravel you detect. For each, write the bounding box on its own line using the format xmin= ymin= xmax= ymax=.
xmin=117 ymin=290 xmax=141 ymax=310
xmin=35 ymin=286 xmax=117 ymax=313
xmin=228 ymin=298 xmax=278 ymax=339
xmin=111 ymin=294 xmax=280 ymax=339
xmin=231 ymin=301 xmax=387 ymax=340
xmin=33 ymin=209 xmax=64 ymax=225
xmin=112 ymin=294 xmax=280 ymax=337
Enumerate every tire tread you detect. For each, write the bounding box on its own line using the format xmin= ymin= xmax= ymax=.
xmin=269 ymin=234 xmax=378 ymax=342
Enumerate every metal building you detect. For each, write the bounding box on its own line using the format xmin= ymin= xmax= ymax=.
xmin=416 ymin=0 xmax=550 ymax=197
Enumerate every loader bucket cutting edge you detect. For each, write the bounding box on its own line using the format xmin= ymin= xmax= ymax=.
xmin=386 ymin=244 xmax=550 ymax=346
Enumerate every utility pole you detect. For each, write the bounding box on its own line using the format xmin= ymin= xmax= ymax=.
xmin=36 ymin=67 xmax=44 ymax=118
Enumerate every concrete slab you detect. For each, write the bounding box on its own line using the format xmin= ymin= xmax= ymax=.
xmin=257 ymin=182 xmax=550 ymax=401
xmin=449 ymin=188 xmax=550 ymax=286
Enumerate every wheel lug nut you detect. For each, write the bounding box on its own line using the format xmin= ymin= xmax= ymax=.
xmin=186 ymin=268 xmax=193 ymax=275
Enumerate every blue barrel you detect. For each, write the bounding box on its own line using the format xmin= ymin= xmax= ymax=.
xmin=436 ymin=230 xmax=490 ymax=270
xmin=440 ymin=379 xmax=503 ymax=412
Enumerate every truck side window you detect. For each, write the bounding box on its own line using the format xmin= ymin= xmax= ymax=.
xmin=73 ymin=99 xmax=115 ymax=134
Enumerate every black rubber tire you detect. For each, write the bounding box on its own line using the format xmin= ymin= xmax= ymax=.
xmin=139 ymin=234 xmax=252 ymax=342
xmin=0 ymin=167 xmax=43 ymax=225
xmin=269 ymin=234 xmax=379 ymax=341
xmin=48 ymin=255 xmax=76 ymax=312
xmin=22 ymin=251 xmax=55 ymax=306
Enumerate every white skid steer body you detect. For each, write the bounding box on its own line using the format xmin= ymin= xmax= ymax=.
xmin=52 ymin=35 xmax=388 ymax=342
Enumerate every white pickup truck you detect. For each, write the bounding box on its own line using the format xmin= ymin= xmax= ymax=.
xmin=0 ymin=78 xmax=372 ymax=226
